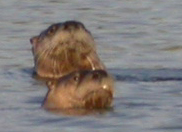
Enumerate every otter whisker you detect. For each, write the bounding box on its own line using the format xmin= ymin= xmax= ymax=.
xmin=87 ymin=56 xmax=96 ymax=70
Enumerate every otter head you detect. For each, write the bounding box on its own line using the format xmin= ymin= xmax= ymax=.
xmin=30 ymin=21 xmax=105 ymax=78
xmin=42 ymin=70 xmax=113 ymax=110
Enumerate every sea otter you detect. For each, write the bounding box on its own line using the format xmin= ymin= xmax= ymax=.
xmin=30 ymin=21 xmax=105 ymax=78
xmin=43 ymin=70 xmax=113 ymax=109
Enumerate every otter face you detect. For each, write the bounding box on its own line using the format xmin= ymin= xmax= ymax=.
xmin=43 ymin=70 xmax=113 ymax=109
xmin=30 ymin=21 xmax=105 ymax=78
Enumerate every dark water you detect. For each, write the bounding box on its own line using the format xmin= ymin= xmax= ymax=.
xmin=1 ymin=0 xmax=182 ymax=132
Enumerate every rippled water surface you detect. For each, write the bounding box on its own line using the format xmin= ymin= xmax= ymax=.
xmin=1 ymin=0 xmax=182 ymax=132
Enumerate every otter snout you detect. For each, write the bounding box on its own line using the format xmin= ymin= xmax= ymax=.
xmin=91 ymin=70 xmax=108 ymax=81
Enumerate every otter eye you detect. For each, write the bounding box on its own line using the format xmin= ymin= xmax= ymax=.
xmin=73 ymin=74 xmax=79 ymax=82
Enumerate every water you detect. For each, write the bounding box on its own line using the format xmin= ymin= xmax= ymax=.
xmin=1 ymin=0 xmax=182 ymax=131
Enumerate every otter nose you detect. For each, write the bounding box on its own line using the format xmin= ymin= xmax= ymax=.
xmin=92 ymin=70 xmax=108 ymax=80
xmin=92 ymin=72 xmax=100 ymax=80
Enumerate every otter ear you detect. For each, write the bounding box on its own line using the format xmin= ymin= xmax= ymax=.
xmin=46 ymin=81 xmax=58 ymax=90
xmin=30 ymin=36 xmax=39 ymax=45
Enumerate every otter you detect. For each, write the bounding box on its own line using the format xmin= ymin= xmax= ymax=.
xmin=30 ymin=21 xmax=105 ymax=79
xmin=43 ymin=70 xmax=113 ymax=110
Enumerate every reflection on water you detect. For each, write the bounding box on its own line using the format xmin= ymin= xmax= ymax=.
xmin=111 ymin=68 xmax=182 ymax=82
xmin=44 ymin=107 xmax=113 ymax=116
xmin=1 ymin=0 xmax=182 ymax=132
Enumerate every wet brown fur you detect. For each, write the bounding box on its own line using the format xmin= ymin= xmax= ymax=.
xmin=30 ymin=21 xmax=105 ymax=78
xmin=42 ymin=70 xmax=113 ymax=109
